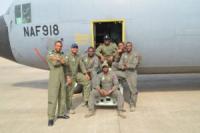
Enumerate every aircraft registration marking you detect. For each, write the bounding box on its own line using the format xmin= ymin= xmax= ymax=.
xmin=24 ymin=24 xmax=59 ymax=37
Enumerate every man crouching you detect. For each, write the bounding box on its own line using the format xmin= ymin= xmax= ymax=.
xmin=85 ymin=62 xmax=126 ymax=118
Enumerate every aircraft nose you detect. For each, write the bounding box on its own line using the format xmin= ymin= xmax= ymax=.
xmin=0 ymin=16 xmax=15 ymax=61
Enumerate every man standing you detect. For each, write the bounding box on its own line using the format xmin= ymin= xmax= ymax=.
xmin=82 ymin=47 xmax=100 ymax=89
xmin=46 ymin=41 xmax=69 ymax=126
xmin=112 ymin=42 xmax=126 ymax=71
xmin=65 ymin=43 xmax=90 ymax=114
xmin=85 ymin=62 xmax=125 ymax=118
xmin=118 ymin=42 xmax=140 ymax=112
xmin=96 ymin=35 xmax=117 ymax=66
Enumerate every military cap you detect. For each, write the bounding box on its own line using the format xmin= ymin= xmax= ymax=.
xmin=71 ymin=43 xmax=79 ymax=48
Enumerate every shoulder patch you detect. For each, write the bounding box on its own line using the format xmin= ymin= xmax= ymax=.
xmin=48 ymin=51 xmax=54 ymax=56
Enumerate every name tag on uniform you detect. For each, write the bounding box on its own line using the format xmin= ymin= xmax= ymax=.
xmin=84 ymin=58 xmax=88 ymax=63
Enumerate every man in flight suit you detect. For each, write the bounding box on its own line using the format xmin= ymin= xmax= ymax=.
xmin=65 ymin=43 xmax=90 ymax=114
xmin=118 ymin=42 xmax=140 ymax=112
xmin=46 ymin=41 xmax=69 ymax=126
xmin=96 ymin=35 xmax=118 ymax=66
xmin=82 ymin=47 xmax=100 ymax=90
xmin=112 ymin=42 xmax=126 ymax=71
xmin=85 ymin=62 xmax=125 ymax=118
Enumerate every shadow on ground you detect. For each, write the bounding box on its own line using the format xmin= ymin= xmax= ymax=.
xmin=13 ymin=79 xmax=48 ymax=89
xmin=138 ymin=74 xmax=200 ymax=92
xmin=12 ymin=74 xmax=200 ymax=92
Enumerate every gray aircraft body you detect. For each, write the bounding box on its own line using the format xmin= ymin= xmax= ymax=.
xmin=0 ymin=0 xmax=200 ymax=74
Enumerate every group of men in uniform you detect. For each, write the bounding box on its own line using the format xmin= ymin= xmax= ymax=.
xmin=46 ymin=35 xmax=140 ymax=126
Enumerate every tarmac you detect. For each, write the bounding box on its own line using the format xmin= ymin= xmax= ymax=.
xmin=0 ymin=57 xmax=200 ymax=133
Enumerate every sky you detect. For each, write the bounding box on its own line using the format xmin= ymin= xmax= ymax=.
xmin=0 ymin=0 xmax=13 ymax=15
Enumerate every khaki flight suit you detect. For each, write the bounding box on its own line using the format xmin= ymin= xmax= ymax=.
xmin=88 ymin=71 xmax=124 ymax=111
xmin=118 ymin=51 xmax=139 ymax=107
xmin=65 ymin=53 xmax=90 ymax=110
xmin=82 ymin=55 xmax=100 ymax=89
xmin=96 ymin=43 xmax=117 ymax=65
xmin=112 ymin=49 xmax=124 ymax=71
xmin=46 ymin=50 xmax=66 ymax=120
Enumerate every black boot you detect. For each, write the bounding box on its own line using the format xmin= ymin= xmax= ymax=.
xmin=57 ymin=115 xmax=70 ymax=119
xmin=48 ymin=120 xmax=54 ymax=126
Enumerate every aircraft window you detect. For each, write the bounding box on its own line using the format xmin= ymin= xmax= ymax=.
xmin=15 ymin=5 xmax=22 ymax=24
xmin=15 ymin=3 xmax=31 ymax=24
xmin=22 ymin=3 xmax=31 ymax=23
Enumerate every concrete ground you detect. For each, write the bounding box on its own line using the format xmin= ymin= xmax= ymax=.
xmin=0 ymin=57 xmax=200 ymax=133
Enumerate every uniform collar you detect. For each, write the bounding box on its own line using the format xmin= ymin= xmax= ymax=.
xmin=127 ymin=51 xmax=133 ymax=55
xmin=70 ymin=52 xmax=79 ymax=57
xmin=104 ymin=43 xmax=111 ymax=47
xmin=87 ymin=55 xmax=94 ymax=59
xmin=53 ymin=50 xmax=62 ymax=54
xmin=103 ymin=71 xmax=110 ymax=76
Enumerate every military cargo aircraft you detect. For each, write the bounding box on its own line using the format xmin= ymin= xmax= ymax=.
xmin=0 ymin=0 xmax=200 ymax=74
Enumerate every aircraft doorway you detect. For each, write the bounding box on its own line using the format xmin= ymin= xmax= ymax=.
xmin=92 ymin=20 xmax=125 ymax=48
